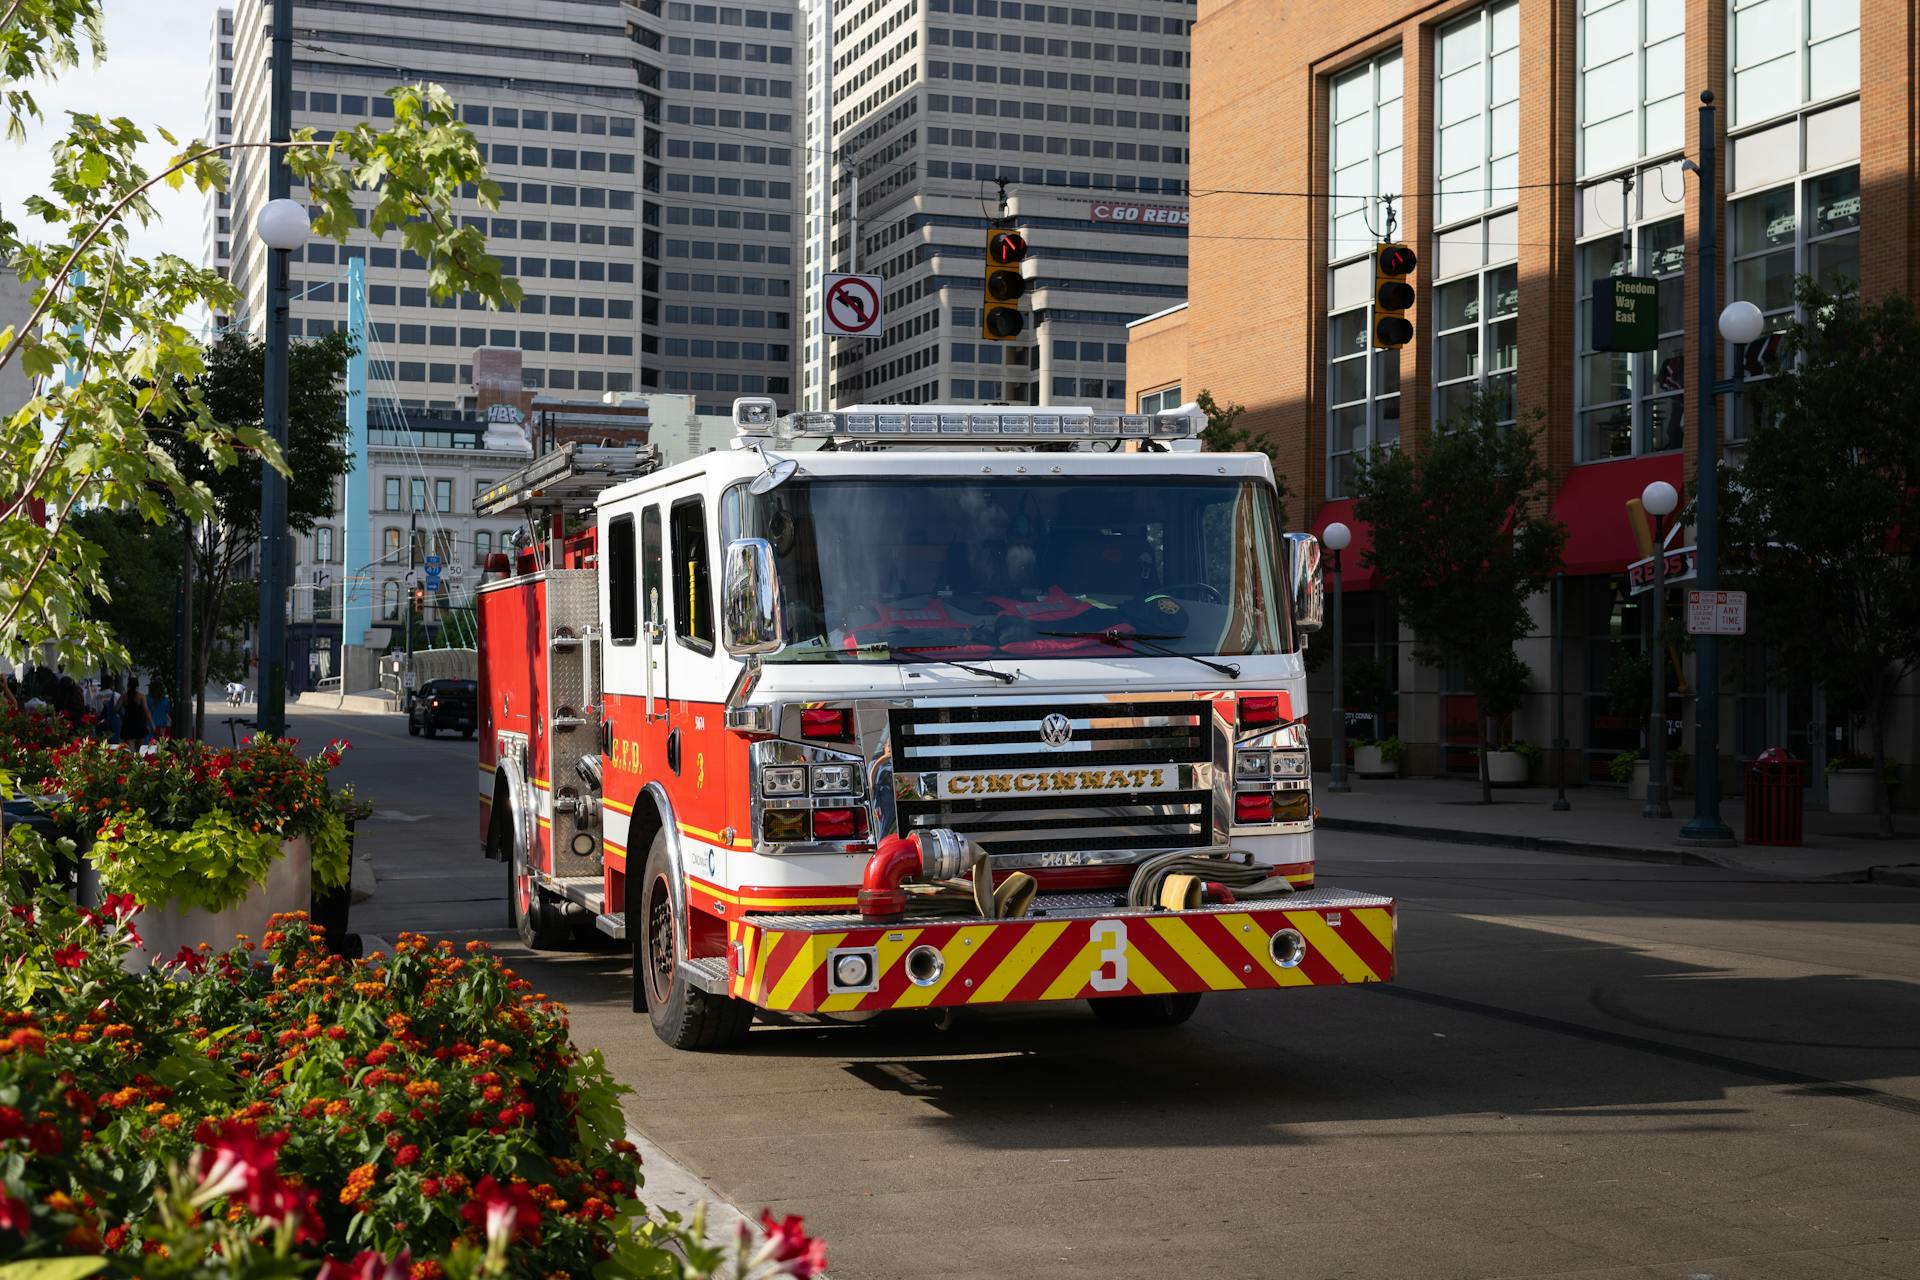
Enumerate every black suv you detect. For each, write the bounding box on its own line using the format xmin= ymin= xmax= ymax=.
xmin=407 ymin=679 xmax=477 ymax=739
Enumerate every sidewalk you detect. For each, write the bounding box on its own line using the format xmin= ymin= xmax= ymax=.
xmin=1314 ymin=774 xmax=1920 ymax=885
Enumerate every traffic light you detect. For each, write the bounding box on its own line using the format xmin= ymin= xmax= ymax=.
xmin=1373 ymin=242 xmax=1417 ymax=349
xmin=982 ymin=227 xmax=1028 ymax=341
xmin=410 ymin=584 xmax=426 ymax=613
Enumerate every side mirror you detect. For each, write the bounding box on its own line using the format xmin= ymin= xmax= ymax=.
xmin=1283 ymin=532 xmax=1324 ymax=634
xmin=721 ymin=537 xmax=785 ymax=656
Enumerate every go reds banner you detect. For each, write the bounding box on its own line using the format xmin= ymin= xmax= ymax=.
xmin=1089 ymin=201 xmax=1190 ymax=226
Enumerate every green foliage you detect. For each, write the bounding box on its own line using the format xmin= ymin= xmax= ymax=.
xmin=1352 ymin=391 xmax=1566 ymax=796
xmin=1497 ymin=740 xmax=1543 ymax=767
xmin=0 ymin=8 xmax=517 ymax=677
xmin=1374 ymin=735 xmax=1406 ymax=765
xmin=1609 ymin=749 xmax=1643 ymax=785
xmin=90 ymin=810 xmax=283 ymax=915
xmin=1604 ymin=646 xmax=1653 ymax=727
xmin=1195 ymin=389 xmax=1289 ymax=529
xmin=1723 ymin=278 xmax=1920 ymax=836
xmin=308 ymin=808 xmax=351 ymax=893
xmin=68 ymin=509 xmax=181 ymax=691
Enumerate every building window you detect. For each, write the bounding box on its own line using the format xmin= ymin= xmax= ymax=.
xmin=410 ymin=478 xmax=427 ymax=512
xmin=1730 ymin=0 xmax=1859 ymax=129
xmin=475 ymin=530 xmax=492 ymax=564
xmin=1432 ymin=213 xmax=1519 ymax=428
xmin=381 ymin=580 xmax=400 ymax=621
xmin=1434 ymin=1 xmax=1518 ymax=226
xmin=382 ymin=527 xmax=402 ymax=566
xmin=434 ymin=478 xmax=453 ymax=513
xmin=1574 ymin=162 xmax=1688 ymax=461
xmin=1325 ymin=49 xmax=1404 ymax=498
xmin=1138 ymin=385 xmax=1182 ymax=414
xmin=383 ymin=477 xmax=401 ymax=510
xmin=1578 ymin=0 xmax=1684 ymax=178
xmin=315 ymin=526 xmax=334 ymax=564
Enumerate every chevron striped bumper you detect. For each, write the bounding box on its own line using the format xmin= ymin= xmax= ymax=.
xmin=715 ymin=887 xmax=1395 ymax=1014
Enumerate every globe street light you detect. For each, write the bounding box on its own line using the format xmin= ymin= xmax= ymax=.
xmin=1641 ymin=479 xmax=1679 ymax=819
xmin=1718 ymin=299 xmax=1766 ymax=347
xmin=1322 ymin=521 xmax=1352 ymax=794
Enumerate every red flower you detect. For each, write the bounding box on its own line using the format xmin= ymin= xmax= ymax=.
xmin=319 ymin=1250 xmax=412 ymax=1280
xmin=0 ymin=1107 xmax=22 ymax=1140
xmin=0 ymin=1193 xmax=29 ymax=1236
xmin=101 ymin=892 xmax=141 ymax=921
xmin=757 ymin=1211 xmax=828 ymax=1277
xmin=170 ymin=945 xmax=208 ymax=974
xmin=190 ymin=1120 xmax=290 ymax=1218
xmin=459 ymin=1175 xmax=541 ymax=1245
xmin=394 ymin=1144 xmax=420 ymax=1168
xmin=51 ymin=945 xmax=86 ymax=969
xmin=7 ymin=905 xmax=31 ymax=925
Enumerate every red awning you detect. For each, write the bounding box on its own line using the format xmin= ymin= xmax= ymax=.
xmin=1552 ymin=455 xmax=1685 ymax=577
xmin=1312 ymin=499 xmax=1376 ymax=592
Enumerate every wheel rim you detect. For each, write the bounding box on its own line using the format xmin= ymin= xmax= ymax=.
xmin=644 ymin=873 xmax=676 ymax=1007
xmin=512 ymin=840 xmax=532 ymax=922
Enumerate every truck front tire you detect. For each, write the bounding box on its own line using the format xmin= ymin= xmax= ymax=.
xmin=636 ymin=828 xmax=753 ymax=1050
xmin=1089 ymin=993 xmax=1202 ymax=1028
xmin=501 ymin=808 xmax=567 ymax=950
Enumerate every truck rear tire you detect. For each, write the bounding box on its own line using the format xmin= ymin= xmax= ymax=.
xmin=636 ymin=828 xmax=753 ymax=1050
xmin=1088 ymin=993 xmax=1202 ymax=1028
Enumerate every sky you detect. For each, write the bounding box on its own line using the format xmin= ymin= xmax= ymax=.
xmin=2 ymin=1 xmax=223 ymax=265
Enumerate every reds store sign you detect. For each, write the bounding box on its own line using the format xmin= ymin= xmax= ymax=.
xmin=1089 ymin=201 xmax=1190 ymax=226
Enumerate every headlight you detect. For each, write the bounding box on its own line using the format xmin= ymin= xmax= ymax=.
xmin=761 ymin=765 xmax=806 ymax=796
xmin=1234 ymin=749 xmax=1269 ymax=780
xmin=810 ymin=762 xmax=860 ymax=795
xmin=1273 ymin=751 xmax=1309 ymax=778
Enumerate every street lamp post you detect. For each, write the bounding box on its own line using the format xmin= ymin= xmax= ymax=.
xmin=1641 ymin=480 xmax=1679 ymax=819
xmin=252 ymin=0 xmax=303 ymax=739
xmin=1322 ymin=522 xmax=1352 ymax=793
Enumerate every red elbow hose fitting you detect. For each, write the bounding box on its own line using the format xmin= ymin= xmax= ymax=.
xmin=858 ymin=832 xmax=923 ymax=923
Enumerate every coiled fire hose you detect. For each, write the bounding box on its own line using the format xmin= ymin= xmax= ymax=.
xmin=1125 ymin=848 xmax=1296 ymax=911
xmin=859 ymin=830 xmax=1037 ymax=922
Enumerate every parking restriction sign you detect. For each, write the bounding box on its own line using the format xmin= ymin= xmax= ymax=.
xmin=1686 ymin=589 xmax=1747 ymax=636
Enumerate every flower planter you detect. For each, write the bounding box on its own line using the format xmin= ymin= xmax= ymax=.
xmin=1485 ymin=750 xmax=1529 ymax=787
xmin=1827 ymin=769 xmax=1880 ymax=815
xmin=85 ymin=836 xmax=312 ymax=970
xmin=1354 ymin=745 xmax=1397 ymax=778
xmin=1627 ymin=760 xmax=1649 ymax=800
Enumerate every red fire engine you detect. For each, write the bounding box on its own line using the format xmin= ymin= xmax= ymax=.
xmin=475 ymin=399 xmax=1396 ymax=1049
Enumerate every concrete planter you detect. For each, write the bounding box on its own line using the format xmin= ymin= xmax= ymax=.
xmin=84 ymin=836 xmax=312 ymax=970
xmin=1485 ymin=751 xmax=1529 ymax=787
xmin=1827 ymin=769 xmax=1880 ymax=815
xmin=1354 ymin=745 xmax=1397 ymax=778
xmin=1627 ymin=760 xmax=1649 ymax=801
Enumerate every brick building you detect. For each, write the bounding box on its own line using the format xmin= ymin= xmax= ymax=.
xmin=1131 ymin=0 xmax=1916 ymax=801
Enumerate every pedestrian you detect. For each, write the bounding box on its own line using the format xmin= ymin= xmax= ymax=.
xmin=119 ymin=676 xmax=152 ymax=745
xmin=150 ymin=684 xmax=172 ymax=741
xmin=94 ymin=678 xmax=121 ymax=740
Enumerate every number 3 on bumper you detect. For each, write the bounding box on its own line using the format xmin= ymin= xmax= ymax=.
xmin=1089 ymin=920 xmax=1128 ymax=992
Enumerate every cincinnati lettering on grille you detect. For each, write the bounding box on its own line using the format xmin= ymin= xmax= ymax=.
xmin=945 ymin=767 xmax=1169 ymax=796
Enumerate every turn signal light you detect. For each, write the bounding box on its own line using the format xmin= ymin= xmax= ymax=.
xmin=1238 ymin=695 xmax=1282 ymax=727
xmin=801 ymin=707 xmax=852 ymax=740
xmin=811 ymin=807 xmax=867 ymax=839
xmin=1234 ymin=791 xmax=1274 ymax=824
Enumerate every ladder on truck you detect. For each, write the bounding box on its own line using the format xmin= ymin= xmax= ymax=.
xmin=474 ymin=440 xmax=660 ymax=520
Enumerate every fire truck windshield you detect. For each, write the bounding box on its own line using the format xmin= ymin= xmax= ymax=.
xmin=726 ymin=476 xmax=1294 ymax=663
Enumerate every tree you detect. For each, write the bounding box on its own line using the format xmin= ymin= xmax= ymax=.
xmin=163 ymin=330 xmax=355 ymax=739
xmin=70 ymin=507 xmax=179 ymax=689
xmin=1196 ymin=389 xmax=1290 ymax=529
xmin=1 ymin=6 xmax=519 ymax=694
xmin=1722 ymin=279 xmax=1920 ymax=838
xmin=1352 ymin=392 xmax=1567 ymax=802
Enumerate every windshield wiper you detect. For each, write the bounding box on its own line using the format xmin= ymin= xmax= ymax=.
xmin=859 ymin=643 xmax=1018 ymax=683
xmin=1039 ymin=629 xmax=1240 ymax=680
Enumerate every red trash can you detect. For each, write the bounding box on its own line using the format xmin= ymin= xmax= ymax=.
xmin=1744 ymin=747 xmax=1806 ymax=846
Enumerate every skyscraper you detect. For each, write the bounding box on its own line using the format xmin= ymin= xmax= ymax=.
xmin=799 ymin=0 xmax=1195 ymax=410
xmin=210 ymin=0 xmax=802 ymax=417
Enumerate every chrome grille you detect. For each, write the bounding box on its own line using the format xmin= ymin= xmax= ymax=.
xmin=891 ymin=700 xmax=1213 ymax=859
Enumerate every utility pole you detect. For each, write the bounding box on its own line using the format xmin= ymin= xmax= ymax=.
xmin=255 ymin=0 xmax=294 ymax=737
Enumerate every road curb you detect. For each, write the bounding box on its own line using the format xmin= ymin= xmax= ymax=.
xmin=1316 ymin=816 xmax=1726 ymax=869
xmin=624 ymin=1127 xmax=750 ymax=1246
xmin=1869 ymin=864 xmax=1920 ymax=888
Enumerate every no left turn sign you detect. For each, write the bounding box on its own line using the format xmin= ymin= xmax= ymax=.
xmin=824 ymin=273 xmax=883 ymax=337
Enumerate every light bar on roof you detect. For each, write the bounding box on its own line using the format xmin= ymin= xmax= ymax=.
xmin=778 ymin=405 xmax=1206 ymax=443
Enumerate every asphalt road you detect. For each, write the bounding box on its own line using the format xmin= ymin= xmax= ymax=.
xmin=292 ymin=700 xmax=1920 ymax=1280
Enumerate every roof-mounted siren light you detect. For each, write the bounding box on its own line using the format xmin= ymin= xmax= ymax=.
xmin=1160 ymin=402 xmax=1208 ymax=451
xmin=732 ymin=396 xmax=779 ymax=437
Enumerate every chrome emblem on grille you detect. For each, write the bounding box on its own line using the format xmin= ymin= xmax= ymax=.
xmin=1039 ymin=712 xmax=1074 ymax=748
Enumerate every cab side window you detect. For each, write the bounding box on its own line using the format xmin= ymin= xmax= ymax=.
xmin=607 ymin=514 xmax=637 ymax=644
xmin=669 ymin=496 xmax=713 ymax=652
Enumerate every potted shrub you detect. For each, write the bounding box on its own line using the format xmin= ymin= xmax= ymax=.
xmin=1486 ymin=740 xmax=1539 ymax=787
xmin=1826 ymin=753 xmax=1889 ymax=815
xmin=1610 ymin=749 xmax=1647 ymax=799
xmin=1354 ymin=736 xmax=1405 ymax=778
xmin=51 ymin=736 xmax=353 ymax=964
xmin=311 ymin=781 xmax=374 ymax=957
